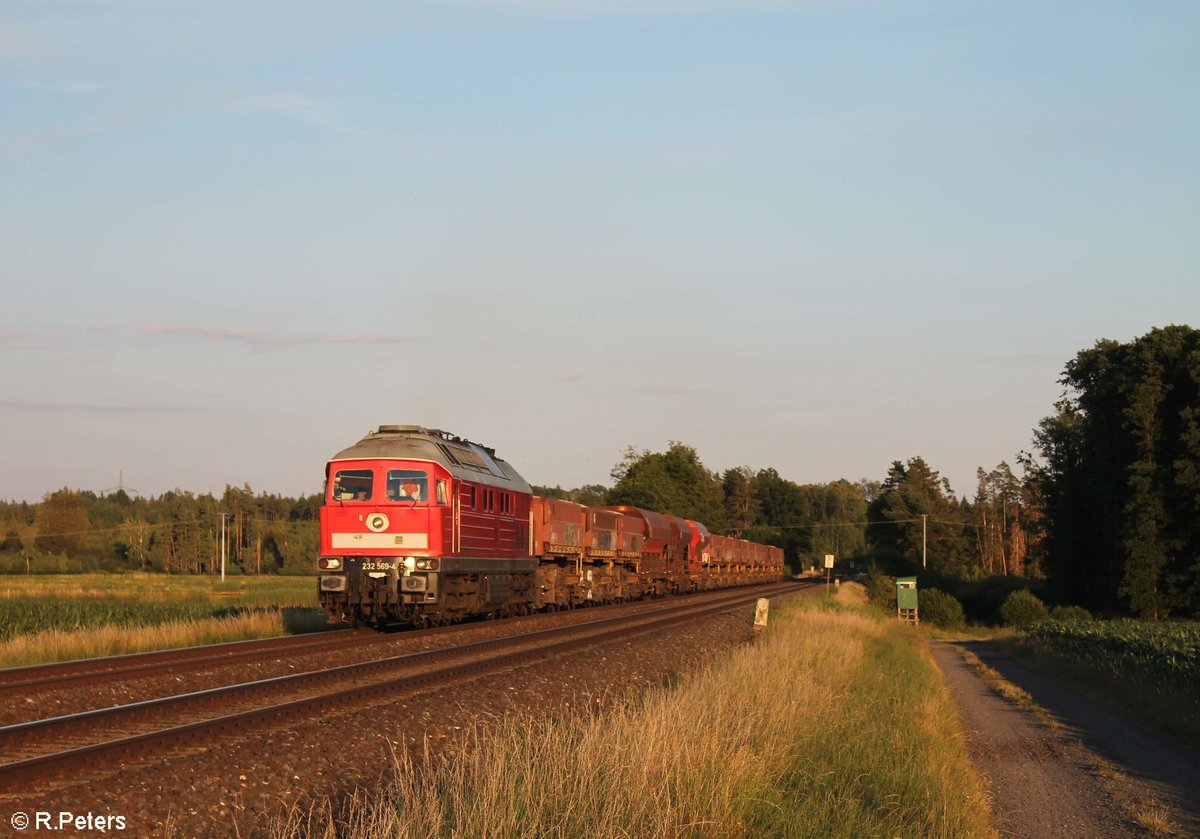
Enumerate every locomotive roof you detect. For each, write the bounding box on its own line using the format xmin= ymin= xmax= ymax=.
xmin=328 ymin=425 xmax=532 ymax=493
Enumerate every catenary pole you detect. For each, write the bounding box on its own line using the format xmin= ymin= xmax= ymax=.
xmin=922 ymin=514 xmax=927 ymax=569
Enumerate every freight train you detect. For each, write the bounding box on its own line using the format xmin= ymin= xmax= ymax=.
xmin=317 ymin=425 xmax=784 ymax=627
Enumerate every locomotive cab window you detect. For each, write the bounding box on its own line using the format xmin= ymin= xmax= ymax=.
xmin=386 ymin=470 xmax=428 ymax=502
xmin=332 ymin=469 xmax=373 ymax=501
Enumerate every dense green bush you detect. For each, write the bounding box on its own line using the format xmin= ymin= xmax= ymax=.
xmin=1049 ymin=604 xmax=1092 ymax=623
xmin=950 ymin=575 xmax=1043 ymax=625
xmin=864 ymin=562 xmax=896 ymax=610
xmin=1000 ymin=589 xmax=1049 ymax=627
xmin=919 ymin=589 xmax=965 ymax=628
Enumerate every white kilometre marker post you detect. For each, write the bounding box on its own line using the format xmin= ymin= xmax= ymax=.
xmin=754 ymin=598 xmax=769 ymax=629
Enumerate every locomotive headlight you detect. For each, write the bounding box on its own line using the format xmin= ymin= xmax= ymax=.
xmin=403 ymin=557 xmax=417 ymax=571
xmin=415 ymin=558 xmax=439 ymax=570
xmin=318 ymin=558 xmax=342 ymax=570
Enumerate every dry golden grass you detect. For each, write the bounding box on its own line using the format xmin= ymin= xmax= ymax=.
xmin=266 ymin=600 xmax=994 ymax=839
xmin=0 ymin=610 xmax=313 ymax=669
xmin=834 ymin=579 xmax=868 ymax=606
xmin=1134 ymin=804 xmax=1177 ymax=836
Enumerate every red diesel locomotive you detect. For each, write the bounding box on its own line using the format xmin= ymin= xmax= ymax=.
xmin=317 ymin=425 xmax=784 ymax=627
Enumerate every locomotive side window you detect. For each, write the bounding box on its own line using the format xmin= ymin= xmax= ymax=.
xmin=386 ymin=469 xmax=428 ymax=502
xmin=436 ymin=480 xmax=448 ymax=505
xmin=332 ymin=469 xmax=373 ymax=501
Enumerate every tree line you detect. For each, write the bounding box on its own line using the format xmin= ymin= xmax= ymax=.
xmin=540 ymin=325 xmax=1200 ymax=619
xmin=4 ymin=325 xmax=1196 ymax=617
xmin=0 ymin=485 xmax=321 ymax=575
xmin=1028 ymin=325 xmax=1200 ymax=619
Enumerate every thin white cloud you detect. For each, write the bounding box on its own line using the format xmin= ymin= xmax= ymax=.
xmin=638 ymin=385 xmax=702 ymax=396
xmin=1 ymin=88 xmax=228 ymax=157
xmin=0 ymin=397 xmax=203 ymax=415
xmin=459 ymin=0 xmax=825 ymax=17
xmin=0 ymin=21 xmax=63 ymax=65
xmin=143 ymin=324 xmax=410 ymax=348
xmin=0 ymin=330 xmax=66 ymax=351
xmin=227 ymin=93 xmax=369 ymax=139
xmin=2 ymin=88 xmax=371 ymax=158
xmin=1 ymin=324 xmax=410 ymax=352
xmin=13 ymin=78 xmax=118 ymax=94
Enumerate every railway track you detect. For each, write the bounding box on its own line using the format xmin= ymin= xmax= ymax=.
xmin=0 ymin=581 xmax=806 ymax=787
xmin=0 ymin=627 xmax=366 ymax=698
xmin=0 ymin=582 xmax=793 ymax=700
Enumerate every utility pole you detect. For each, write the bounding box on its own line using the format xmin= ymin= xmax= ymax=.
xmin=221 ymin=513 xmax=227 ymax=582
xmin=922 ymin=514 xmax=927 ymax=569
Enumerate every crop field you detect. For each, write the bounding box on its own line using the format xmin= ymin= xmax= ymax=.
xmin=1021 ymin=618 xmax=1200 ymax=749
xmin=0 ymin=574 xmax=323 ymax=667
xmin=1027 ymin=619 xmax=1199 ymax=689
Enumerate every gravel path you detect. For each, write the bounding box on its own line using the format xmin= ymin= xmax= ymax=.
xmin=967 ymin=642 xmax=1200 ymax=837
xmin=932 ymin=640 xmax=1197 ymax=839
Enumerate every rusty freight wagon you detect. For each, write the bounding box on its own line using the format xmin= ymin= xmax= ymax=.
xmin=317 ymin=425 xmax=785 ymax=627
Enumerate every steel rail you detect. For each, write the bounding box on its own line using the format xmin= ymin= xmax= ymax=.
xmin=0 ymin=581 xmax=788 ymax=697
xmin=0 ymin=582 xmax=798 ymax=748
xmin=0 ymin=629 xmax=367 ymax=697
xmin=0 ymin=581 xmax=807 ymax=786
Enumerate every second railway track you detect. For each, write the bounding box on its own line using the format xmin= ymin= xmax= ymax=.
xmin=0 ymin=581 xmax=806 ymax=788
xmin=0 ymin=582 xmax=800 ymax=702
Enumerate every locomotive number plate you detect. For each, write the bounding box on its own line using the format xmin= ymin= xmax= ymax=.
xmin=361 ymin=560 xmax=396 ymax=572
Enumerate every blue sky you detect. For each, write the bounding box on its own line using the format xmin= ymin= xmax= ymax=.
xmin=2 ymin=1 xmax=1197 ymax=503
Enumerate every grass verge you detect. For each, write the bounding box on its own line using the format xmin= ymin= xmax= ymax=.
xmin=269 ymin=597 xmax=995 ymax=839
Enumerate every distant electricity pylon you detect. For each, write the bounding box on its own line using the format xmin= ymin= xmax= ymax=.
xmin=101 ymin=470 xmax=139 ymax=498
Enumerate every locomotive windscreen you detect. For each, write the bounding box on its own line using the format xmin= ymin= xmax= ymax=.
xmin=386 ymin=469 xmax=428 ymax=502
xmin=332 ymin=469 xmax=373 ymax=501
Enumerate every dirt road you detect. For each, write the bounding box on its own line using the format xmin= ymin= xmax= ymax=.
xmin=932 ymin=641 xmax=1200 ymax=839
